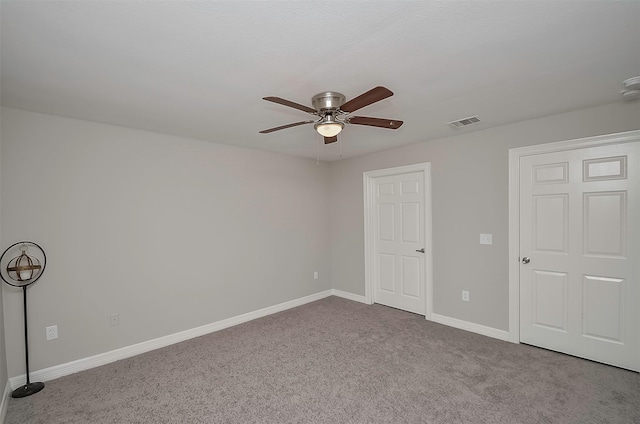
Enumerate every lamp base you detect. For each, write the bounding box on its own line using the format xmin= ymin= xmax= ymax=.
xmin=11 ymin=382 xmax=44 ymax=398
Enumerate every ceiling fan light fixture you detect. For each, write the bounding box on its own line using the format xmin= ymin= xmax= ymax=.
xmin=315 ymin=122 xmax=344 ymax=137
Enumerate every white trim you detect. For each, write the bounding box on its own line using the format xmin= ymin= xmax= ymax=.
xmin=331 ymin=289 xmax=367 ymax=304
xmin=508 ymin=146 xmax=521 ymax=343
xmin=0 ymin=380 xmax=10 ymax=424
xmin=510 ymin=130 xmax=640 ymax=158
xmin=508 ymin=130 xmax=640 ymax=345
xmin=431 ymin=313 xmax=510 ymax=342
xmin=363 ymin=162 xmax=433 ymax=319
xmin=332 ymin=289 xmax=511 ymax=342
xmin=425 ymin=166 xmax=433 ymax=319
xmin=363 ymin=172 xmax=374 ymax=306
xmin=10 ymin=290 xmax=334 ymax=389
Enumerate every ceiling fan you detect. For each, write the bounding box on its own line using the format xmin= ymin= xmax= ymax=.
xmin=259 ymin=86 xmax=403 ymax=144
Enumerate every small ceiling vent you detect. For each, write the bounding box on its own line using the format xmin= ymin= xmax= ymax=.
xmin=621 ymin=76 xmax=640 ymax=101
xmin=448 ymin=115 xmax=480 ymax=128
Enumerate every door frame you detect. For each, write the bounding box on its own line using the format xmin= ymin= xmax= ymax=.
xmin=508 ymin=130 xmax=640 ymax=344
xmin=363 ymin=162 xmax=433 ymax=319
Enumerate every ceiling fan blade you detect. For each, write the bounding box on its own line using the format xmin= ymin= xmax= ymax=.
xmin=259 ymin=120 xmax=315 ymax=134
xmin=263 ymin=96 xmax=317 ymax=114
xmin=348 ymin=116 xmax=404 ymax=129
xmin=324 ymin=136 xmax=338 ymax=144
xmin=340 ymin=86 xmax=394 ymax=113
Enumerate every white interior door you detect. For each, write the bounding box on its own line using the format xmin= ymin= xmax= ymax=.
xmin=373 ymin=171 xmax=426 ymax=315
xmin=519 ymin=141 xmax=639 ymax=370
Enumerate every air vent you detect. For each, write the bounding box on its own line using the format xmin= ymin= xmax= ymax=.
xmin=448 ymin=115 xmax=480 ymax=128
xmin=621 ymin=76 xmax=640 ymax=101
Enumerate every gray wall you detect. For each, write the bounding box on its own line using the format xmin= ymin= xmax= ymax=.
xmin=330 ymin=101 xmax=640 ymax=331
xmin=1 ymin=100 xmax=638 ymax=379
xmin=0 ymin=106 xmax=7 ymax=397
xmin=0 ymin=35 xmax=8 ymax=400
xmin=0 ymin=107 xmax=332 ymax=377
xmin=0 ymin=286 xmax=5 ymax=394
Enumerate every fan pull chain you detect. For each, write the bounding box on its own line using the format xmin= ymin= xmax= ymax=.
xmin=339 ymin=134 xmax=343 ymax=158
xmin=316 ymin=136 xmax=320 ymax=166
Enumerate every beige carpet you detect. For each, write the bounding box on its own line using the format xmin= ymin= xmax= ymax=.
xmin=5 ymin=296 xmax=640 ymax=423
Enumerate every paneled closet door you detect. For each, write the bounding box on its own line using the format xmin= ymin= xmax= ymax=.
xmin=373 ymin=171 xmax=426 ymax=315
xmin=519 ymin=142 xmax=639 ymax=371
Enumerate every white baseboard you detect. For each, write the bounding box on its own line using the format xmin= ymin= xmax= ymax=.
xmin=331 ymin=291 xmax=509 ymax=342
xmin=0 ymin=380 xmax=10 ymax=424
xmin=331 ymin=291 xmax=509 ymax=343
xmin=10 ymin=290 xmax=334 ymax=389
xmin=331 ymin=289 xmax=368 ymax=304
xmin=7 ymin=291 xmax=509 ymax=392
xmin=430 ymin=313 xmax=510 ymax=342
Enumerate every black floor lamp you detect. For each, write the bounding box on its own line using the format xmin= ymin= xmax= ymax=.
xmin=0 ymin=241 xmax=47 ymax=398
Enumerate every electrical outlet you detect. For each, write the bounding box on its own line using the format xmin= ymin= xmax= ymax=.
xmin=46 ymin=325 xmax=58 ymax=340
xmin=462 ymin=291 xmax=470 ymax=302
xmin=313 ymin=271 xmax=319 ymax=280
xmin=480 ymin=234 xmax=493 ymax=245
xmin=110 ymin=313 xmax=120 ymax=327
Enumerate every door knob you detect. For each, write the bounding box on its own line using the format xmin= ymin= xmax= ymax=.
xmin=416 ymin=248 xmax=425 ymax=253
xmin=521 ymin=257 xmax=531 ymax=264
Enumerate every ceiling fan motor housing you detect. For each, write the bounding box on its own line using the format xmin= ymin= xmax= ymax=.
xmin=311 ymin=92 xmax=346 ymax=112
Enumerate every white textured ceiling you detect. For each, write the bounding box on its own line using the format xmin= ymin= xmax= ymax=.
xmin=1 ymin=1 xmax=639 ymax=161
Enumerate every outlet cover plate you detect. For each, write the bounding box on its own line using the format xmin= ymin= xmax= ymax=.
xmin=462 ymin=291 xmax=470 ymax=302
xmin=46 ymin=325 xmax=58 ymax=340
xmin=480 ymin=234 xmax=493 ymax=245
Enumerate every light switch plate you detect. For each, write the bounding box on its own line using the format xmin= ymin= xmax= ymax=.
xmin=480 ymin=234 xmax=493 ymax=245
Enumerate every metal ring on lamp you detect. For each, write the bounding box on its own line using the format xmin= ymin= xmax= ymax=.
xmin=0 ymin=241 xmax=47 ymax=287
